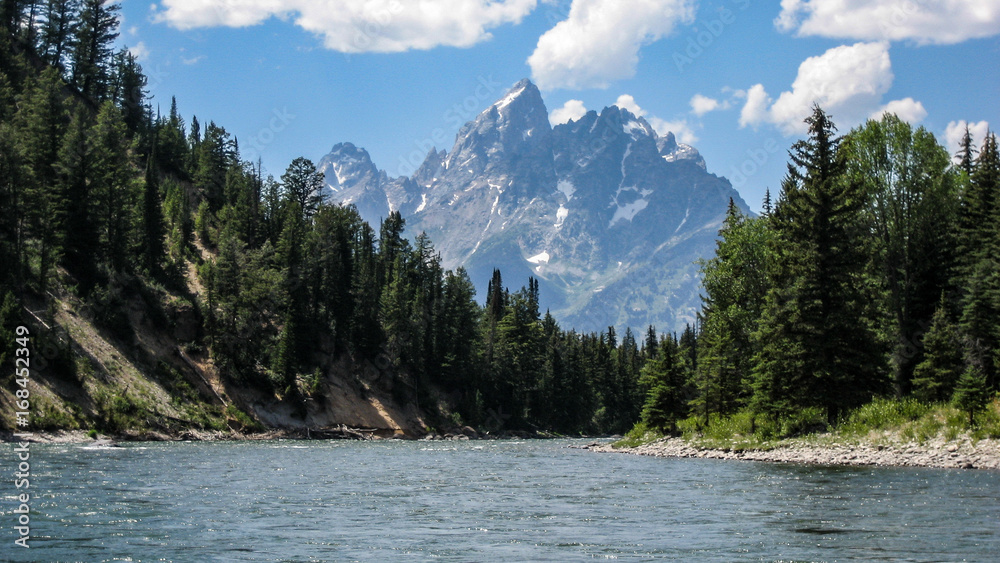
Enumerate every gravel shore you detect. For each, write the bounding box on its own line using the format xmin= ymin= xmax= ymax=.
xmin=591 ymin=435 xmax=1000 ymax=470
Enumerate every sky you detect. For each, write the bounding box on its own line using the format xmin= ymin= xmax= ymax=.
xmin=120 ymin=0 xmax=1000 ymax=212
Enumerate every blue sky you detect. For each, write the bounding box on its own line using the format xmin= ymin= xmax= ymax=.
xmin=121 ymin=1 xmax=999 ymax=212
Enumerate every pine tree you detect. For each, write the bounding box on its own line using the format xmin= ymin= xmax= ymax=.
xmin=40 ymin=0 xmax=78 ymax=72
xmin=70 ymin=0 xmax=119 ymax=100
xmin=952 ymin=366 xmax=990 ymax=426
xmin=140 ymin=147 xmax=164 ymax=274
xmin=114 ymin=48 xmax=146 ymax=137
xmin=696 ymin=202 xmax=771 ymax=420
xmin=911 ymin=298 xmax=964 ymax=402
xmin=280 ymin=156 xmax=325 ymax=221
xmin=956 ymin=124 xmax=977 ymax=179
xmin=14 ymin=66 xmax=69 ymax=290
xmin=56 ymin=106 xmax=98 ymax=280
xmin=639 ymin=334 xmax=687 ymax=434
xmin=752 ymin=106 xmax=887 ymax=423
xmin=91 ymin=100 xmax=135 ymax=272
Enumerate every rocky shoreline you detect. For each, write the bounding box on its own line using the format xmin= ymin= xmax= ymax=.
xmin=589 ymin=435 xmax=1000 ymax=470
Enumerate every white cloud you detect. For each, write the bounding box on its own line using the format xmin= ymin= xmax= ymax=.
xmin=154 ymin=0 xmax=538 ymax=53
xmin=734 ymin=41 xmax=927 ymax=135
xmin=690 ymin=94 xmax=720 ymax=116
xmin=739 ymin=83 xmax=771 ymax=128
xmin=614 ymin=94 xmax=646 ymax=117
xmin=775 ymin=0 xmax=1000 ymax=45
xmin=128 ymin=41 xmax=150 ymax=62
xmin=871 ymin=97 xmax=927 ymax=124
xmin=527 ymin=0 xmax=696 ymax=89
xmin=550 ymin=99 xmax=588 ymax=125
xmin=181 ymin=54 xmax=205 ymax=65
xmin=738 ymin=42 xmax=927 ymax=135
xmin=944 ymin=120 xmax=991 ymax=163
xmin=770 ymin=42 xmax=894 ymax=134
xmin=650 ymin=117 xmax=698 ymax=144
xmin=611 ymin=94 xmax=697 ymax=143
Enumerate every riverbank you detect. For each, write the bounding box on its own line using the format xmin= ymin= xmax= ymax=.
xmin=0 ymin=426 xmax=567 ymax=444
xmin=589 ymin=434 xmax=1000 ymax=470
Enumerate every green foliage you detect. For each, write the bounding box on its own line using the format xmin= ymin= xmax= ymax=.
xmin=842 ymin=115 xmax=957 ymax=393
xmin=952 ymin=366 xmax=991 ymax=425
xmin=225 ymin=405 xmax=263 ymax=432
xmin=639 ymin=334 xmax=688 ymax=434
xmin=753 ymin=106 xmax=888 ymax=423
xmin=614 ymin=421 xmax=662 ymax=448
xmin=838 ymin=397 xmax=931 ymax=435
xmin=911 ymin=300 xmax=964 ymax=402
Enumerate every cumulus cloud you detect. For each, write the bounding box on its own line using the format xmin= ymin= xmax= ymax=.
xmin=649 ymin=117 xmax=698 ymax=144
xmin=153 ymin=0 xmax=538 ymax=53
xmin=128 ymin=41 xmax=150 ymax=62
xmin=944 ymin=120 xmax=991 ymax=163
xmin=614 ymin=94 xmax=646 ymax=117
xmin=770 ymin=41 xmax=893 ymax=133
xmin=550 ymin=99 xmax=588 ymax=125
xmin=690 ymin=94 xmax=721 ymax=116
xmin=612 ymin=94 xmax=698 ymax=143
xmin=775 ymin=0 xmax=1000 ymax=44
xmin=739 ymin=83 xmax=771 ymax=128
xmin=871 ymin=97 xmax=927 ymax=124
xmin=527 ymin=0 xmax=696 ymax=90
xmin=738 ymin=42 xmax=923 ymax=135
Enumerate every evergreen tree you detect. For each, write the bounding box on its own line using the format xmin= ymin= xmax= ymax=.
xmin=14 ymin=66 xmax=68 ymax=290
xmin=91 ymin=100 xmax=135 ymax=272
xmin=639 ymin=334 xmax=687 ymax=433
xmin=70 ymin=0 xmax=118 ymax=100
xmin=140 ymin=147 xmax=164 ymax=274
xmin=956 ymin=124 xmax=977 ymax=179
xmin=40 ymin=0 xmax=78 ymax=72
xmin=752 ymin=106 xmax=887 ymax=423
xmin=696 ymin=202 xmax=771 ymax=420
xmin=952 ymin=365 xmax=990 ymax=426
xmin=280 ymin=156 xmax=325 ymax=221
xmin=113 ymin=48 xmax=146 ymax=137
xmin=193 ymin=121 xmax=233 ymax=210
xmin=911 ymin=298 xmax=965 ymax=402
xmin=56 ymin=106 xmax=97 ymax=280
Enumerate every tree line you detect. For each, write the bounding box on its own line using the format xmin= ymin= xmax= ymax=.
xmin=637 ymin=107 xmax=999 ymax=434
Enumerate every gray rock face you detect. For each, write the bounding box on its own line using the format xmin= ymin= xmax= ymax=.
xmin=319 ymin=79 xmax=750 ymax=333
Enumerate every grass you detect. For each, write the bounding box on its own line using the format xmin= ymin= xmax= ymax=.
xmin=614 ymin=422 xmax=663 ymax=448
xmin=616 ymin=396 xmax=1000 ymax=450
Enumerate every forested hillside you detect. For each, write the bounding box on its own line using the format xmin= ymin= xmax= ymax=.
xmin=0 ymin=1 xmax=656 ymax=437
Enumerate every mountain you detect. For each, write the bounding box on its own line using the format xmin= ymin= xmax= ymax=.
xmin=318 ymin=79 xmax=750 ymax=333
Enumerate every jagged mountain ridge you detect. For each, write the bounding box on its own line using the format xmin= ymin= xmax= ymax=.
xmin=319 ymin=79 xmax=750 ymax=333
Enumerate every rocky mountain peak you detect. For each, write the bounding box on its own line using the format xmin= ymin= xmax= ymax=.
xmin=320 ymin=79 xmax=749 ymax=332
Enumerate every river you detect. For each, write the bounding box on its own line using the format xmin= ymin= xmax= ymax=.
xmin=3 ymin=438 xmax=998 ymax=561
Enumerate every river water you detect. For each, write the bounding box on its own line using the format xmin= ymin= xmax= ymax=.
xmin=2 ymin=438 xmax=998 ymax=561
